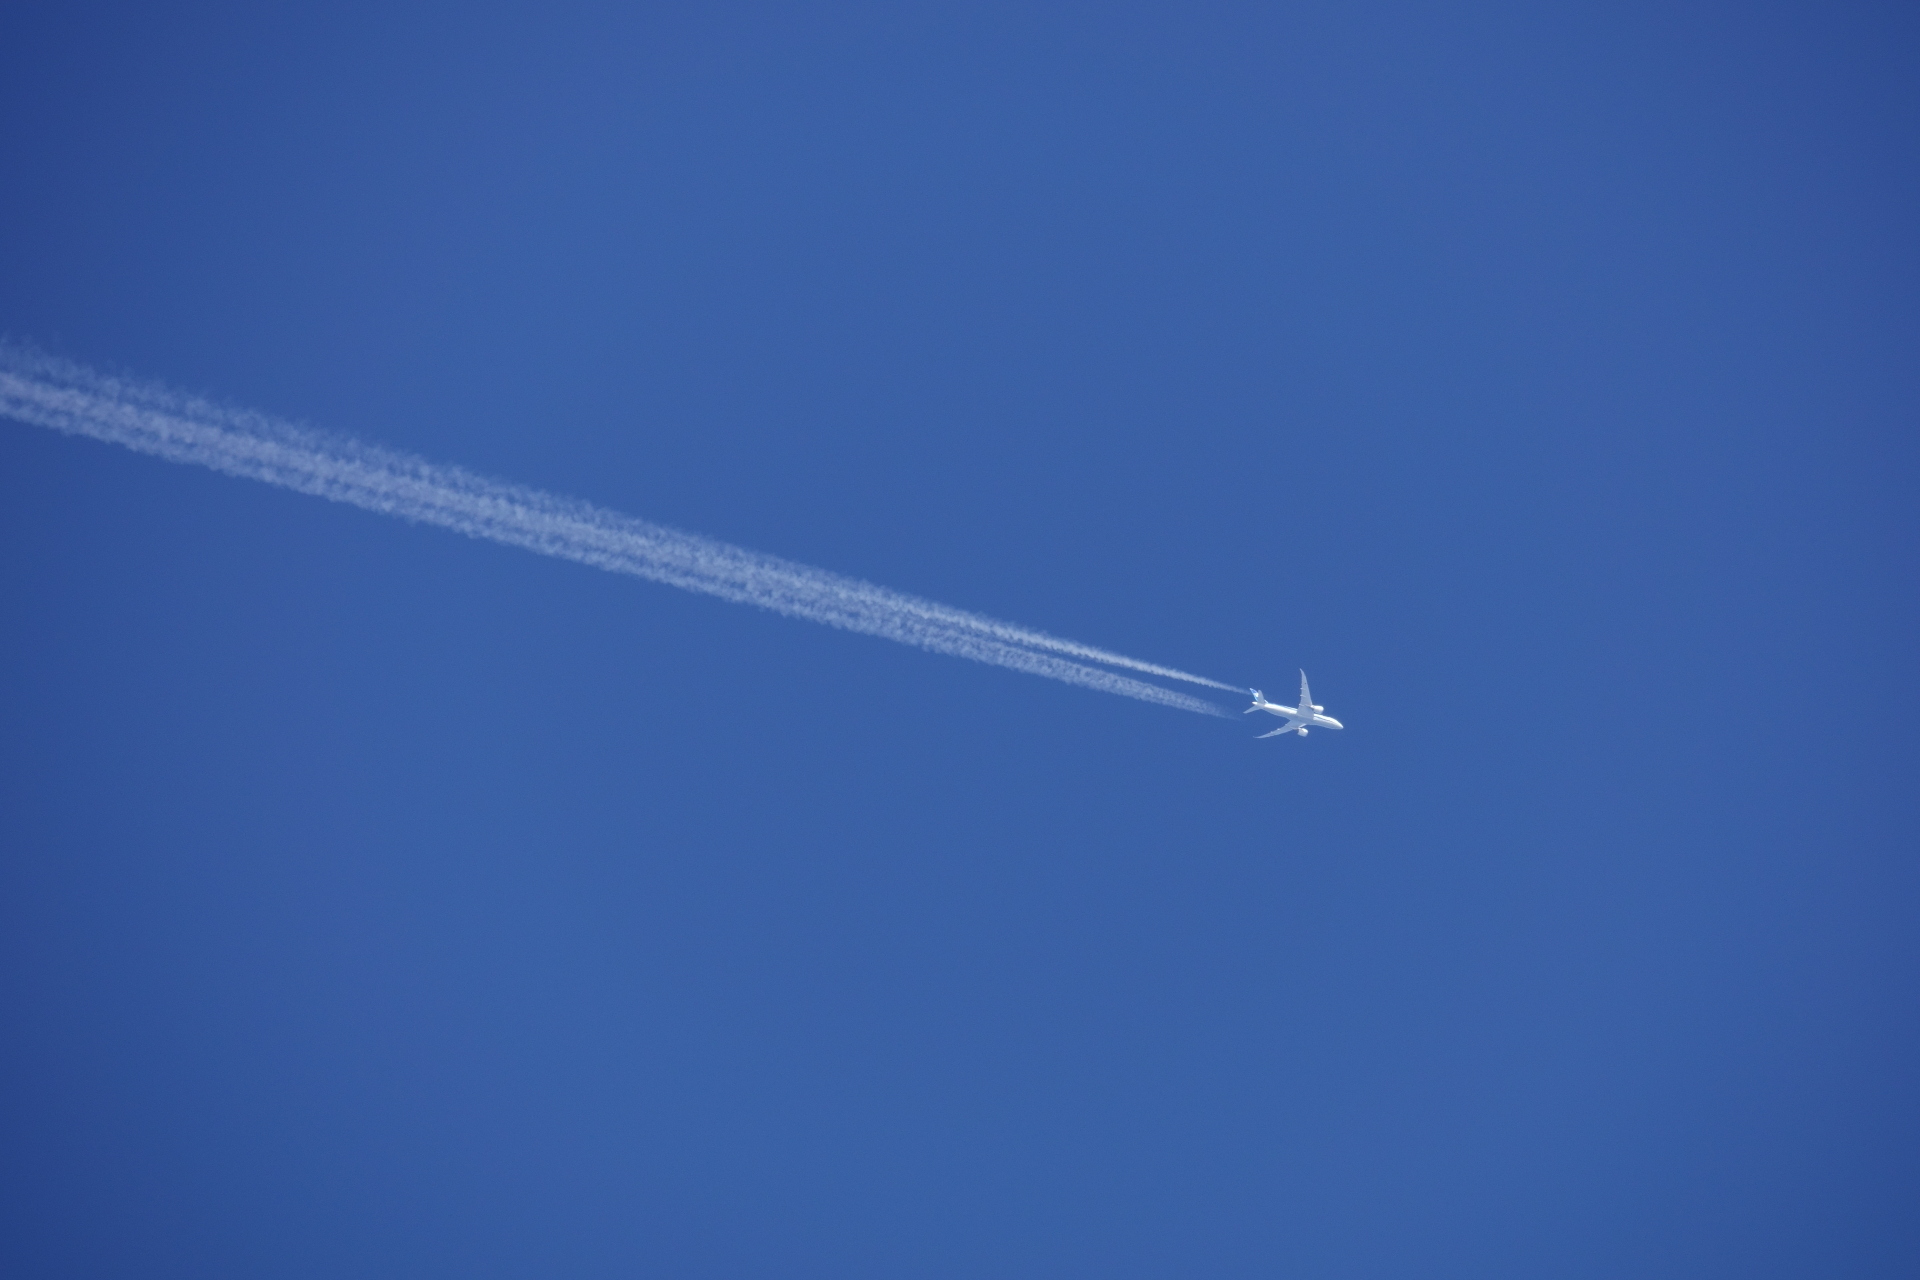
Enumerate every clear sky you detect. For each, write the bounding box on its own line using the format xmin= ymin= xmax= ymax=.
xmin=2 ymin=3 xmax=1915 ymax=1276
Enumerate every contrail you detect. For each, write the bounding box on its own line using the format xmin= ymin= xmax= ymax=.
xmin=0 ymin=345 xmax=1235 ymax=717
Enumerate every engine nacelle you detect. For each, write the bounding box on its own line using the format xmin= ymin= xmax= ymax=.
xmin=1297 ymin=727 xmax=1309 ymax=736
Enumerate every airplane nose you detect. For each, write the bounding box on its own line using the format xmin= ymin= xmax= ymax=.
xmin=1323 ymin=717 xmax=1344 ymax=730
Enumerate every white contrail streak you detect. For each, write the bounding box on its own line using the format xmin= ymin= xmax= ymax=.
xmin=0 ymin=346 xmax=1234 ymax=717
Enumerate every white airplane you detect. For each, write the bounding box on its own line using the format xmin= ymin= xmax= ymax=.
xmin=1247 ymin=671 xmax=1344 ymax=738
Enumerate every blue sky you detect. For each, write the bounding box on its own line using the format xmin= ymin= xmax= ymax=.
xmin=2 ymin=3 xmax=1915 ymax=1276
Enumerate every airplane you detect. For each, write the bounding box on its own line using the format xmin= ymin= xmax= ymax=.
xmin=1247 ymin=671 xmax=1344 ymax=738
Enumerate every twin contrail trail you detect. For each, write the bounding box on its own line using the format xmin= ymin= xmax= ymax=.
xmin=0 ymin=345 xmax=1235 ymax=717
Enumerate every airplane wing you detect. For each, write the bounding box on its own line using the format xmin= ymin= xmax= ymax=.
xmin=1257 ymin=721 xmax=1302 ymax=739
xmin=1298 ymin=670 xmax=1314 ymax=711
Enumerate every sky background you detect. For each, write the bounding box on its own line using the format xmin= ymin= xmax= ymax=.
xmin=1 ymin=2 xmax=1915 ymax=1276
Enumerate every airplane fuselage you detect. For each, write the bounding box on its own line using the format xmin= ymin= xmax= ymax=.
xmin=1252 ymin=704 xmax=1344 ymax=733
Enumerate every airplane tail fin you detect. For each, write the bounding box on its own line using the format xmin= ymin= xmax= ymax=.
xmin=1245 ymin=688 xmax=1264 ymax=712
